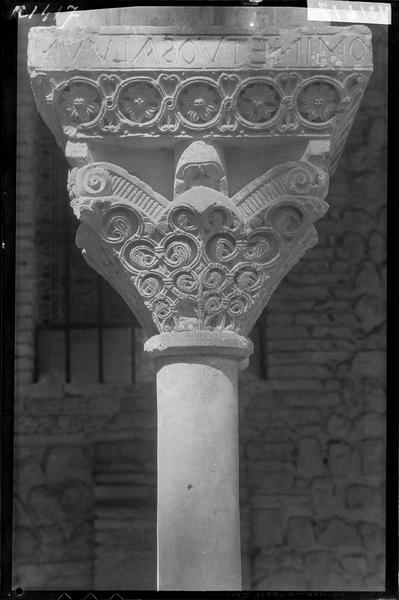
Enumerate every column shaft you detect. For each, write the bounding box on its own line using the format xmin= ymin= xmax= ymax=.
xmin=156 ymin=355 xmax=241 ymax=590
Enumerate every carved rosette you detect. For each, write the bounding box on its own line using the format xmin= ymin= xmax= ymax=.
xmin=32 ymin=70 xmax=368 ymax=140
xmin=69 ymin=160 xmax=329 ymax=336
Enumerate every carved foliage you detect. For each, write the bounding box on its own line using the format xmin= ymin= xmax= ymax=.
xmin=33 ymin=70 xmax=368 ymax=138
xmin=69 ymin=162 xmax=328 ymax=335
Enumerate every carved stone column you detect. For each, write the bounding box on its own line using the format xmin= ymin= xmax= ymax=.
xmin=28 ymin=7 xmax=372 ymax=590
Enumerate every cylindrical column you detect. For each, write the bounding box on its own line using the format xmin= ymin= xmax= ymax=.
xmin=145 ymin=331 xmax=253 ymax=591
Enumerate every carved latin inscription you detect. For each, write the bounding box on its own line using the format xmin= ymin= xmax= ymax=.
xmin=28 ymin=26 xmax=372 ymax=71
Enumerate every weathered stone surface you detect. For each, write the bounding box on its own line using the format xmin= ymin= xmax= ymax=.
xmin=363 ymin=378 xmax=385 ymax=412
xmin=286 ymin=517 xmax=315 ymax=547
xmin=359 ymin=522 xmax=385 ymax=553
xmin=345 ymin=484 xmax=382 ymax=514
xmin=15 ymin=5 xmax=385 ymax=593
xmin=328 ymin=442 xmax=356 ymax=477
xmin=255 ymin=569 xmax=308 ymax=591
xmin=327 ymin=414 xmax=352 ymax=439
xmin=251 ymin=509 xmax=284 ymax=548
xmin=340 ymin=554 xmax=368 ymax=575
xmin=44 ymin=446 xmax=91 ymax=483
xmin=353 ymin=412 xmax=385 ymax=438
xmin=362 ymin=438 xmax=385 ymax=475
xmin=317 ymin=518 xmax=361 ymax=547
xmin=311 ymin=478 xmax=337 ymax=518
xmin=13 ymin=527 xmax=38 ymax=559
xmin=355 ymin=293 xmax=385 ymax=332
xmin=351 ymin=351 xmax=385 ymax=377
xmin=296 ymin=438 xmax=324 ymax=478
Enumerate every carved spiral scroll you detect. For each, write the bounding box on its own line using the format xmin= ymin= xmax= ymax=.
xmin=74 ymin=162 xmax=328 ymax=334
xmin=100 ymin=206 xmax=141 ymax=243
xmin=266 ymin=203 xmax=306 ymax=239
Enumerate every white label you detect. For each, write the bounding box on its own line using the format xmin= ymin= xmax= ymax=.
xmin=308 ymin=0 xmax=391 ymax=24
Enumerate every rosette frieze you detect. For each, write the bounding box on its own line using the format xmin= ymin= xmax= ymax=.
xmin=69 ymin=156 xmax=329 ymax=336
xmin=31 ymin=69 xmax=369 ymax=139
xmin=28 ymin=25 xmax=372 ymax=173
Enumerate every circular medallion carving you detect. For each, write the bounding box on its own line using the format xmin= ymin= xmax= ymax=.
xmin=177 ymin=82 xmax=221 ymax=125
xmin=101 ymin=206 xmax=141 ymax=243
xmin=236 ymin=82 xmax=280 ymax=125
xmin=297 ymin=82 xmax=341 ymax=123
xmin=267 ymin=203 xmax=306 ymax=238
xmin=58 ymin=81 xmax=102 ymax=124
xmin=119 ymin=81 xmax=162 ymax=124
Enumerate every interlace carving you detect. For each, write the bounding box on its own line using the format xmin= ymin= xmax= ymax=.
xmin=69 ymin=160 xmax=329 ymax=336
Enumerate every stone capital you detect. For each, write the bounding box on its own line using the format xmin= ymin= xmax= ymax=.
xmin=27 ymin=15 xmax=373 ymax=340
xmin=68 ymin=148 xmax=328 ymax=337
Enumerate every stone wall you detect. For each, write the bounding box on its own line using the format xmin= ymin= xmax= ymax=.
xmin=238 ymin=23 xmax=386 ymax=591
xmin=12 ymin=20 xmax=386 ymax=592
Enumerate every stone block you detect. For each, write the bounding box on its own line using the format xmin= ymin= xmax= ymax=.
xmin=87 ymin=395 xmax=122 ymax=415
xmin=96 ymin=439 xmax=156 ymax=465
xmin=14 ymin=458 xmax=46 ymax=499
xmin=304 ymin=550 xmax=339 ymax=571
xmin=342 ymin=210 xmax=375 ymax=233
xmin=328 ymin=442 xmax=355 ymax=477
xmin=272 ymin=408 xmax=322 ymax=427
xmin=345 ymin=484 xmax=381 ymax=513
xmin=254 ymin=569 xmax=308 ymax=591
xmin=44 ymin=445 xmax=92 ymax=483
xmin=68 ymin=521 xmax=92 ymax=559
xmin=273 ymin=391 xmax=340 ymax=407
xmin=355 ymin=293 xmax=385 ymax=333
xmin=286 ymin=517 xmax=315 ymax=547
xmin=270 ymin=379 xmax=340 ymax=392
xmin=29 ymin=482 xmax=92 ymax=523
xmin=350 ymin=351 xmax=385 ymax=378
xmin=368 ymin=231 xmax=385 ymax=264
xmin=363 ymin=573 xmax=385 ymax=590
xmin=336 ymin=231 xmax=366 ymax=263
xmin=317 ymin=518 xmax=361 ymax=548
xmin=61 ymin=482 xmax=93 ymax=518
xmin=246 ymin=442 xmax=294 ymax=462
xmin=13 ymin=526 xmax=38 ymax=559
xmin=36 ymin=522 xmax=66 ymax=562
xmin=311 ymin=477 xmax=337 ymax=517
xmin=268 ymin=365 xmax=332 ymax=379
xmin=340 ymin=554 xmax=368 ymax=575
xmin=356 ymin=261 xmax=381 ymax=294
xmin=296 ymin=438 xmax=324 ymax=478
xmin=251 ymin=509 xmax=284 ymax=548
xmin=248 ymin=471 xmax=294 ymax=494
xmin=13 ymin=496 xmax=33 ymax=527
xmin=359 ymin=522 xmax=385 ymax=553
xmin=95 ymin=552 xmax=156 ymax=589
xmin=362 ymin=438 xmax=385 ymax=475
xmin=278 ymin=551 xmax=304 ymax=571
xmin=309 ymin=569 xmax=350 ymax=591
xmin=353 ymin=412 xmax=385 ymax=439
xmin=363 ymin=378 xmax=385 ymax=412
xmin=327 ymin=414 xmax=352 ymax=439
